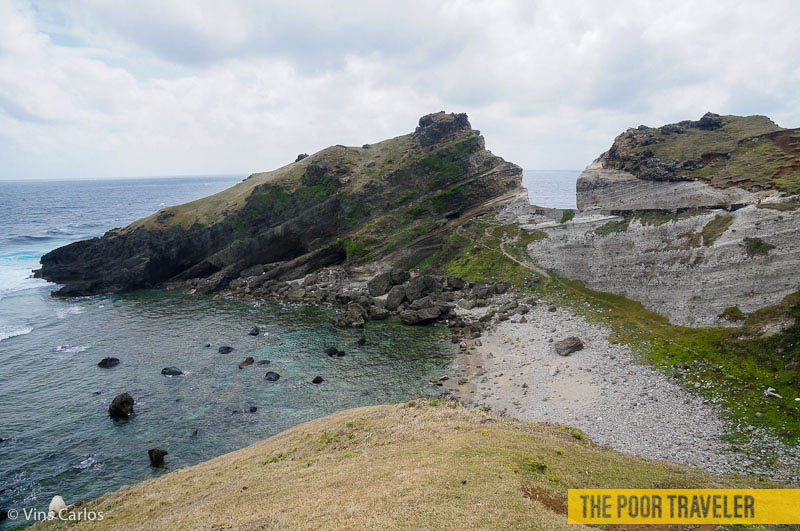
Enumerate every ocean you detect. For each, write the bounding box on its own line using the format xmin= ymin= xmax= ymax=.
xmin=0 ymin=170 xmax=578 ymax=526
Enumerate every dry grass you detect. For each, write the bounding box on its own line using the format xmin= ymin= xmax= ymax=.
xmin=38 ymin=403 xmax=780 ymax=530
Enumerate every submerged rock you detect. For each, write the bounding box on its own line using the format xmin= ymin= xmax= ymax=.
xmin=97 ymin=357 xmax=120 ymax=368
xmin=148 ymin=448 xmax=168 ymax=467
xmin=325 ymin=346 xmax=339 ymax=357
xmin=265 ymin=371 xmax=280 ymax=382
xmin=238 ymin=357 xmax=255 ymax=369
xmin=218 ymin=346 xmax=234 ymax=354
xmin=248 ymin=326 xmax=260 ymax=336
xmin=256 ymin=359 xmax=271 ymax=365
xmin=161 ymin=367 xmax=183 ymax=376
xmin=312 ymin=376 xmax=324 ymax=384
xmin=554 ymin=337 xmax=584 ymax=356
xmin=109 ymin=393 xmax=134 ymax=418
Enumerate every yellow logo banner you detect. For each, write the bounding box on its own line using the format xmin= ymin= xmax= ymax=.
xmin=568 ymin=489 xmax=800 ymax=524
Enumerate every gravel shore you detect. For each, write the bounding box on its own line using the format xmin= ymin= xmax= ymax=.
xmin=445 ymin=299 xmax=800 ymax=483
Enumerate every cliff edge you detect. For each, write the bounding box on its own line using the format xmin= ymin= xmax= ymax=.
xmin=37 ymin=112 xmax=523 ymax=296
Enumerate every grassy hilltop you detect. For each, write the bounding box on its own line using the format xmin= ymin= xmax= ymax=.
xmin=35 ymin=403 xmax=782 ymax=530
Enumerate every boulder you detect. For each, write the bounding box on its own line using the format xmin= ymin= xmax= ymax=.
xmin=494 ymin=282 xmax=509 ymax=294
xmin=248 ymin=326 xmax=260 ymax=336
xmin=256 ymin=359 xmax=271 ymax=365
xmin=48 ymin=495 xmax=67 ymax=518
xmin=390 ymin=268 xmax=411 ymax=285
xmin=109 ymin=393 xmax=134 ymax=418
xmin=161 ymin=367 xmax=183 ymax=376
xmin=554 ymin=337 xmax=584 ymax=356
xmin=295 ymin=153 xmax=309 ymax=162
xmin=325 ymin=347 xmax=340 ymax=357
xmin=445 ymin=276 xmax=466 ymax=290
xmin=472 ymin=282 xmax=494 ymax=298
xmin=312 ymin=376 xmax=324 ymax=384
xmin=386 ymin=285 xmax=406 ymax=311
xmin=264 ymin=371 xmax=281 ymax=382
xmin=218 ymin=346 xmax=234 ymax=354
xmin=148 ymin=448 xmax=168 ymax=467
xmin=249 ymin=406 xmax=258 ymax=413
xmin=333 ymin=303 xmax=368 ymax=328
xmin=399 ymin=306 xmax=441 ymax=325
xmin=97 ymin=357 xmax=120 ymax=368
xmin=369 ymin=306 xmax=390 ymax=320
xmin=238 ymin=357 xmax=255 ymax=369
xmin=404 ymin=275 xmax=441 ymax=302
xmin=367 ymin=271 xmax=393 ymax=297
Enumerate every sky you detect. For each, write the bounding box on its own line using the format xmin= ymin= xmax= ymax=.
xmin=1 ymin=0 xmax=799 ymax=180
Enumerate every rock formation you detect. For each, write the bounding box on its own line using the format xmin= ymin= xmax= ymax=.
xmin=37 ymin=112 xmax=522 ymax=297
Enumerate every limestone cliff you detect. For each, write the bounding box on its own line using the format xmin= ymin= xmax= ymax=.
xmin=524 ymin=113 xmax=800 ymax=327
xmin=577 ymin=113 xmax=800 ymax=211
xmin=37 ymin=112 xmax=522 ymax=296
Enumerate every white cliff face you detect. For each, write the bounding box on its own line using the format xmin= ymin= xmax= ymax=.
xmin=576 ymin=158 xmax=771 ymax=211
xmin=525 ymin=204 xmax=800 ymax=327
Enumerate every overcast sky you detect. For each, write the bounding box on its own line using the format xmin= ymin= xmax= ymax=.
xmin=1 ymin=0 xmax=799 ymax=180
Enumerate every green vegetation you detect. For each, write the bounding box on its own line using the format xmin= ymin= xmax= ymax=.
xmin=700 ymin=214 xmax=734 ymax=246
xmin=64 ymin=403 xmax=783 ymax=530
xmin=422 ymin=217 xmax=800 ymax=445
xmin=593 ymin=218 xmax=630 ymax=236
xmin=719 ymin=306 xmax=745 ymax=321
xmin=745 ymin=236 xmax=776 ymax=257
xmin=418 ymin=135 xmax=483 ymax=190
xmin=559 ymin=209 xmax=574 ymax=223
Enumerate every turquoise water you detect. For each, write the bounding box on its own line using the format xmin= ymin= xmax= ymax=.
xmin=0 ymin=177 xmax=455 ymax=527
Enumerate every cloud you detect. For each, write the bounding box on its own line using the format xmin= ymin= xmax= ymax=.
xmin=1 ymin=0 xmax=799 ymax=179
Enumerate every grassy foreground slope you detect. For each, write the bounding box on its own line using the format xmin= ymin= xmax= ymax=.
xmin=37 ymin=403 xmax=779 ymax=530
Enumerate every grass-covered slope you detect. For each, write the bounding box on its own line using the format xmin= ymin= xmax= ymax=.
xmin=38 ymin=112 xmax=522 ymax=295
xmin=604 ymin=113 xmax=800 ymax=194
xmin=37 ymin=403 xmax=779 ymax=530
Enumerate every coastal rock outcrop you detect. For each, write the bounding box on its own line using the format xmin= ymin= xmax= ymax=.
xmin=109 ymin=393 xmax=135 ymax=418
xmin=37 ymin=112 xmax=522 ymax=297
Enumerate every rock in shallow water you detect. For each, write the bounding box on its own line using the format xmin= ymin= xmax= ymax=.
xmin=109 ymin=393 xmax=134 ymax=418
xmin=238 ymin=357 xmax=254 ymax=369
xmin=97 ymin=357 xmax=120 ymax=368
xmin=218 ymin=346 xmax=234 ymax=354
xmin=148 ymin=448 xmax=168 ymax=467
xmin=312 ymin=376 xmax=324 ymax=384
xmin=248 ymin=326 xmax=260 ymax=336
xmin=161 ymin=367 xmax=183 ymax=376
xmin=265 ymin=371 xmax=280 ymax=382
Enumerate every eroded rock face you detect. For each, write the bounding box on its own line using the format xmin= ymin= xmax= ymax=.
xmin=38 ymin=112 xmax=522 ymax=296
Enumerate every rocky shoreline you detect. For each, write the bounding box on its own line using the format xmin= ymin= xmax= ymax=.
xmin=443 ymin=292 xmax=800 ymax=483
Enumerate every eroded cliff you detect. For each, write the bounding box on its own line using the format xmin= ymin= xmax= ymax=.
xmin=37 ymin=112 xmax=522 ymax=296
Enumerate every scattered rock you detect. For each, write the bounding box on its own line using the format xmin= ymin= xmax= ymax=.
xmin=248 ymin=326 xmax=260 ymax=336
xmin=764 ymin=387 xmax=783 ymax=399
xmin=265 ymin=371 xmax=281 ymax=382
xmin=148 ymin=448 xmax=168 ymax=467
xmin=399 ymin=306 xmax=441 ymax=325
xmin=312 ymin=376 xmax=324 ymax=384
xmin=204 ymin=343 xmax=211 ymax=348
xmin=97 ymin=357 xmax=120 ymax=368
xmin=238 ymin=357 xmax=255 ymax=369
xmin=295 ymin=153 xmax=308 ymax=162
xmin=249 ymin=406 xmax=258 ymax=413
xmin=325 ymin=346 xmax=339 ymax=356
xmin=495 ymin=282 xmax=509 ymax=294
xmin=548 ymin=305 xmax=557 ymax=312
xmin=256 ymin=359 xmax=271 ymax=365
xmin=386 ymin=285 xmax=407 ymax=311
xmin=161 ymin=367 xmax=183 ymax=376
xmin=554 ymin=337 xmax=584 ymax=356
xmin=218 ymin=346 xmax=234 ymax=354
xmin=108 ymin=392 xmax=134 ymax=418
xmin=367 ymin=271 xmax=393 ymax=297
xmin=48 ymin=495 xmax=67 ymax=518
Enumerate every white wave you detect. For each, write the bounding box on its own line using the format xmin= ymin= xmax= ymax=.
xmin=0 ymin=327 xmax=33 ymax=342
xmin=56 ymin=305 xmax=85 ymax=319
xmin=54 ymin=345 xmax=88 ymax=353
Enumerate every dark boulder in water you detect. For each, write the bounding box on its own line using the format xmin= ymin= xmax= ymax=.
xmin=312 ymin=376 xmax=324 ymax=384
xmin=256 ymin=359 xmax=271 ymax=365
xmin=218 ymin=346 xmax=234 ymax=354
xmin=248 ymin=326 xmax=260 ymax=336
xmin=148 ymin=448 xmax=168 ymax=467
xmin=97 ymin=357 xmax=120 ymax=368
xmin=109 ymin=392 xmax=134 ymax=418
xmin=325 ymin=346 xmax=339 ymax=357
xmin=265 ymin=371 xmax=280 ymax=382
xmin=161 ymin=367 xmax=183 ymax=376
xmin=249 ymin=406 xmax=258 ymax=413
